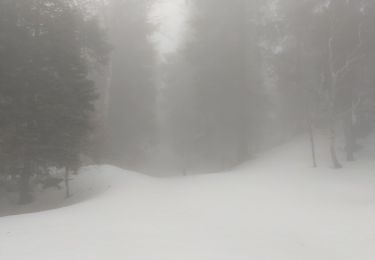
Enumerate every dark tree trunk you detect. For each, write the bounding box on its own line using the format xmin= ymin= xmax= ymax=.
xmin=344 ymin=111 xmax=356 ymax=162
xmin=236 ymin=0 xmax=249 ymax=165
xmin=18 ymin=160 xmax=32 ymax=205
xmin=329 ymin=119 xmax=342 ymax=169
xmin=65 ymin=167 xmax=70 ymax=198
xmin=308 ymin=120 xmax=317 ymax=168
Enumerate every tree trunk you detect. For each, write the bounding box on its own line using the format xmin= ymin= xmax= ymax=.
xmin=345 ymin=122 xmax=355 ymax=162
xmin=18 ymin=160 xmax=32 ymax=205
xmin=344 ymin=105 xmax=356 ymax=162
xmin=329 ymin=119 xmax=342 ymax=169
xmin=236 ymin=0 xmax=249 ymax=165
xmin=65 ymin=167 xmax=70 ymax=198
xmin=308 ymin=120 xmax=317 ymax=168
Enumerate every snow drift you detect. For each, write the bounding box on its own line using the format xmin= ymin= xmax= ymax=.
xmin=0 ymin=138 xmax=375 ymax=260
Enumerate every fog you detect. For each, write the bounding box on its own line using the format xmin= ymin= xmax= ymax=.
xmin=150 ymin=0 xmax=187 ymax=55
xmin=101 ymin=0 xmax=375 ymax=175
xmin=1 ymin=0 xmax=375 ymax=258
xmin=0 ymin=0 xmax=375 ymax=188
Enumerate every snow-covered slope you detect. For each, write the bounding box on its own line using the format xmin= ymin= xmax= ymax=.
xmin=0 ymin=138 xmax=375 ymax=260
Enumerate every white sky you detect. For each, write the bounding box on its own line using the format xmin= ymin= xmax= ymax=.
xmin=150 ymin=0 xmax=188 ymax=56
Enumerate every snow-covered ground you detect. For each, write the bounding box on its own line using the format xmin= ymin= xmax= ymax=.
xmin=1 ymin=137 xmax=375 ymax=260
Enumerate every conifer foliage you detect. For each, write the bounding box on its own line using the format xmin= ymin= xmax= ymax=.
xmin=0 ymin=0 xmax=109 ymax=203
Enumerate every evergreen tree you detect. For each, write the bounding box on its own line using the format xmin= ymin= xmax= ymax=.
xmin=104 ymin=0 xmax=157 ymax=169
xmin=183 ymin=0 xmax=266 ymax=170
xmin=0 ymin=0 xmax=108 ymax=203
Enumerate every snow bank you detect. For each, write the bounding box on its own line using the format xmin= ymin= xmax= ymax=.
xmin=0 ymin=138 xmax=375 ymax=260
xmin=0 ymin=165 xmax=143 ymax=217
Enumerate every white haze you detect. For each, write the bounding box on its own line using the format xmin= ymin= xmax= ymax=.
xmin=150 ymin=0 xmax=188 ymax=56
xmin=1 ymin=1 xmax=375 ymax=260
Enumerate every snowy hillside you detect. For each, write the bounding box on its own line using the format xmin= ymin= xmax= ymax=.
xmin=0 ymin=138 xmax=375 ymax=260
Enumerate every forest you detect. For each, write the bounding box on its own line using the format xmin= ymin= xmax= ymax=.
xmin=0 ymin=0 xmax=374 ymax=202
xmin=0 ymin=1 xmax=375 ymax=259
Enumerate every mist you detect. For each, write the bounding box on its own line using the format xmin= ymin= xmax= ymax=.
xmin=0 ymin=0 xmax=375 ymax=259
xmin=101 ymin=0 xmax=375 ymax=175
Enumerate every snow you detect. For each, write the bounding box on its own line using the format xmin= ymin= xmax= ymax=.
xmin=1 ymin=137 xmax=375 ymax=260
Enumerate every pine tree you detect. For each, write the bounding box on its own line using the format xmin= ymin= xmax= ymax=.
xmin=104 ymin=0 xmax=157 ymax=169
xmin=184 ymin=0 xmax=266 ymax=169
xmin=0 ymin=0 xmax=108 ymax=203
